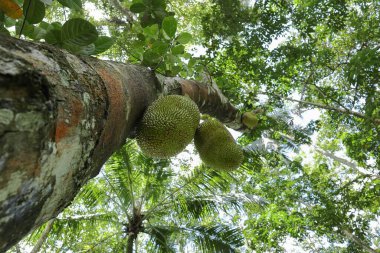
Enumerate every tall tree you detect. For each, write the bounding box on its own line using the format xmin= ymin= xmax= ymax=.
xmin=1 ymin=0 xmax=379 ymax=252
xmin=0 ymin=33 xmax=252 ymax=251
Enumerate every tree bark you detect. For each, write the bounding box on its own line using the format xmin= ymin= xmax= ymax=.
xmin=0 ymin=35 xmax=247 ymax=251
xmin=126 ymin=234 xmax=134 ymax=253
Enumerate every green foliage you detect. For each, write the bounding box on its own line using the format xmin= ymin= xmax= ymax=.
xmin=57 ymin=0 xmax=82 ymax=11
xmin=23 ymin=0 xmax=45 ymax=24
xmin=162 ymin=15 xmax=177 ymax=38
xmin=4 ymin=0 xmax=380 ymax=252
xmin=61 ymin=18 xmax=98 ymax=48
xmin=2 ymin=0 xmax=113 ymax=55
xmin=22 ymin=141 xmax=247 ymax=252
xmin=109 ymin=0 xmax=198 ymax=76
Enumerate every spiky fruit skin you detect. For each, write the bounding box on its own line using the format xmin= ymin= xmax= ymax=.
xmin=242 ymin=111 xmax=258 ymax=129
xmin=137 ymin=95 xmax=200 ymax=158
xmin=194 ymin=119 xmax=243 ymax=170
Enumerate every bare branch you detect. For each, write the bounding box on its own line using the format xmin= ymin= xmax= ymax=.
xmin=109 ymin=0 xmax=134 ymax=23
xmin=30 ymin=219 xmax=55 ymax=253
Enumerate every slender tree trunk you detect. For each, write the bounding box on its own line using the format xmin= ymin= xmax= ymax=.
xmin=262 ymin=92 xmax=380 ymax=124
xmin=285 ymin=97 xmax=380 ymax=124
xmin=109 ymin=0 xmax=133 ymax=22
xmin=30 ymin=219 xmax=55 ymax=253
xmin=341 ymin=229 xmax=378 ymax=253
xmin=126 ymin=234 xmax=134 ymax=253
xmin=0 ymin=35 xmax=248 ymax=251
xmin=315 ymin=147 xmax=379 ymax=178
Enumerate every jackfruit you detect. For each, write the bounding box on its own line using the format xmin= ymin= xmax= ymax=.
xmin=242 ymin=111 xmax=258 ymax=129
xmin=137 ymin=95 xmax=200 ymax=158
xmin=194 ymin=118 xmax=243 ymax=170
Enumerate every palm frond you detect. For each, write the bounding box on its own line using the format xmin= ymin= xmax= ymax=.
xmin=145 ymin=224 xmax=244 ymax=253
xmin=189 ymin=224 xmax=244 ymax=253
xmin=172 ymin=193 xmax=265 ymax=221
xmin=144 ymin=225 xmax=176 ymax=253
xmin=181 ymin=165 xmax=239 ymax=195
xmin=74 ymin=179 xmax=109 ymax=209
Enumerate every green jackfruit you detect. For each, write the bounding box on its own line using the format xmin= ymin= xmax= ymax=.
xmin=194 ymin=118 xmax=243 ymax=170
xmin=137 ymin=95 xmax=200 ymax=158
xmin=242 ymin=111 xmax=258 ymax=129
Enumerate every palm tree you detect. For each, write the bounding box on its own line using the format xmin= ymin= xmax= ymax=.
xmin=23 ymin=140 xmax=258 ymax=252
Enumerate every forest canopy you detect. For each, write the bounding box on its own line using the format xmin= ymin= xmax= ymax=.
xmin=1 ymin=0 xmax=379 ymax=252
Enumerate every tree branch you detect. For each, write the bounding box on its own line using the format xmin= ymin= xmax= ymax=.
xmin=30 ymin=219 xmax=55 ymax=253
xmin=314 ymin=147 xmax=379 ymax=178
xmin=341 ymin=229 xmax=378 ymax=253
xmin=0 ymin=32 xmax=251 ymax=251
xmin=264 ymin=93 xmax=380 ymax=125
xmin=109 ymin=0 xmax=134 ymax=23
xmin=290 ymin=97 xmax=380 ymax=124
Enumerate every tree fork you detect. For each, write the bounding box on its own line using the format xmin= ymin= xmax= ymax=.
xmin=0 ymin=35 xmax=248 ymax=251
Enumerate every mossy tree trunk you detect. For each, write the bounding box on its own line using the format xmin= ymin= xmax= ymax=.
xmin=0 ymin=35 xmax=248 ymax=251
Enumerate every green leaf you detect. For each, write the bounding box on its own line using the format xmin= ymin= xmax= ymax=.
xmin=162 ymin=16 xmax=177 ymax=38
xmin=170 ymin=65 xmax=181 ymax=76
xmin=16 ymin=21 xmax=37 ymax=38
xmin=151 ymin=41 xmax=169 ymax=55
xmin=151 ymin=0 xmax=166 ymax=9
xmin=182 ymin=53 xmax=191 ymax=59
xmin=50 ymin=22 xmax=62 ymax=30
xmin=176 ymin=32 xmax=192 ymax=44
xmin=143 ymin=49 xmax=161 ymax=65
xmin=61 ymin=18 xmax=98 ymax=48
xmin=140 ymin=12 xmax=156 ymax=28
xmin=4 ymin=16 xmax=17 ymax=27
xmin=188 ymin=57 xmax=196 ymax=68
xmin=57 ymin=0 xmax=82 ymax=10
xmin=130 ymin=3 xmax=146 ymax=13
xmin=23 ymin=0 xmax=46 ymax=24
xmin=31 ymin=25 xmax=46 ymax=40
xmin=153 ymin=9 xmax=167 ymax=21
xmin=143 ymin=24 xmax=159 ymax=38
xmin=137 ymin=33 xmax=145 ymax=41
xmin=45 ymin=29 xmax=62 ymax=45
xmin=93 ymin=36 xmax=114 ymax=54
xmin=166 ymin=54 xmax=178 ymax=65
xmin=171 ymin=44 xmax=184 ymax=55
xmin=38 ymin=21 xmax=50 ymax=30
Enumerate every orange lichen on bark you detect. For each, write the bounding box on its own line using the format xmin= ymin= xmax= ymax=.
xmin=55 ymin=98 xmax=83 ymax=143
xmin=96 ymin=67 xmax=127 ymax=147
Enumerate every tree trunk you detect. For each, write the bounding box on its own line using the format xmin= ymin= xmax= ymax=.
xmin=126 ymin=234 xmax=134 ymax=253
xmin=341 ymin=229 xmax=378 ymax=253
xmin=261 ymin=92 xmax=380 ymax=125
xmin=0 ymin=35 xmax=247 ymax=251
xmin=285 ymin=97 xmax=380 ymax=125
